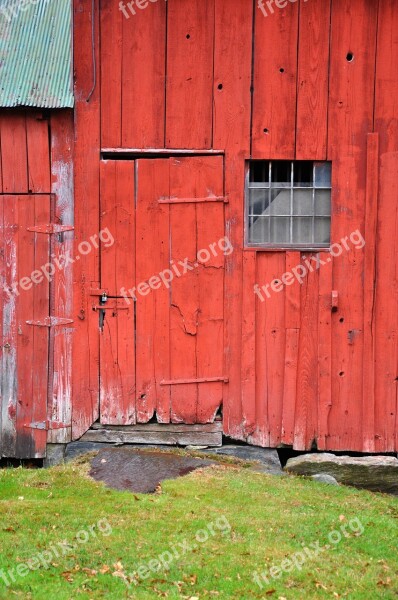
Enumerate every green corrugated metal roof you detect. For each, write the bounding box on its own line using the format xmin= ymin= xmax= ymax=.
xmin=0 ymin=0 xmax=73 ymax=108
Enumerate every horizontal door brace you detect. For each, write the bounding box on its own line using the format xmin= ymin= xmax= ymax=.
xmin=160 ymin=376 xmax=229 ymax=386
xmin=27 ymin=224 xmax=74 ymax=234
xmin=158 ymin=196 xmax=228 ymax=204
xmin=26 ymin=317 xmax=74 ymax=327
xmin=24 ymin=420 xmax=70 ymax=430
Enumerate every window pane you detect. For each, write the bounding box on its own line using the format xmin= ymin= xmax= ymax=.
xmin=249 ymin=217 xmax=270 ymax=244
xmin=314 ymin=162 xmax=332 ymax=188
xmin=293 ymin=190 xmax=313 ymax=215
xmin=271 ymin=161 xmax=291 ymax=188
xmin=292 ymin=218 xmax=313 ymax=244
xmin=249 ymin=188 xmax=270 ymax=217
xmin=315 ymin=190 xmax=331 ymax=216
xmin=271 ymin=217 xmax=290 ymax=244
xmin=293 ymin=161 xmax=313 ymax=187
xmin=314 ymin=217 xmax=331 ymax=244
xmin=250 ymin=161 xmax=270 ymax=184
xmin=269 ymin=189 xmax=291 ymax=215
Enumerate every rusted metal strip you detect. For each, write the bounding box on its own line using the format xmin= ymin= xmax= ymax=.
xmin=26 ymin=317 xmax=74 ymax=327
xmin=158 ymin=196 xmax=228 ymax=204
xmin=160 ymin=376 xmax=229 ymax=385
xmin=27 ymin=224 xmax=74 ymax=234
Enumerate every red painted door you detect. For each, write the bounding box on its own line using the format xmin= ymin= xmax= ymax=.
xmin=0 ymin=195 xmax=51 ymax=458
xmin=98 ymin=156 xmax=226 ymax=425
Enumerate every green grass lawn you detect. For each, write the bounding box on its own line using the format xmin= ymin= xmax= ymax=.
xmin=0 ymin=453 xmax=397 ymax=599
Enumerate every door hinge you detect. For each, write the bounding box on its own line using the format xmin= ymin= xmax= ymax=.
xmin=24 ymin=420 xmax=70 ymax=430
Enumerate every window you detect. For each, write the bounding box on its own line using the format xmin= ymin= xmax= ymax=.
xmin=246 ymin=161 xmax=331 ymax=249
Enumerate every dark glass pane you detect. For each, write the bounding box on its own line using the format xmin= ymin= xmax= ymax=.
xmin=271 ymin=161 xmax=291 ymax=187
xmin=249 ymin=188 xmax=270 ymax=216
xmin=293 ymin=161 xmax=313 ymax=187
xmin=250 ymin=161 xmax=270 ymax=184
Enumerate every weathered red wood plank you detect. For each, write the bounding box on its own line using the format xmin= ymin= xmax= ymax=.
xmin=100 ymin=161 xmax=135 ymax=424
xmin=196 ymin=157 xmax=225 ymax=423
xmin=317 ymin=258 xmax=333 ymax=450
xmin=241 ymin=251 xmax=257 ymax=437
xmin=72 ymin=0 xmax=101 ymax=439
xmin=0 ymin=196 xmax=18 ymax=457
xmin=135 ymin=159 xmax=170 ymax=423
xmin=374 ymin=0 xmax=398 ymax=453
xmin=256 ymin=252 xmax=286 ymax=447
xmin=252 ymin=1 xmax=299 ymax=158
xmin=166 ymin=0 xmax=214 ymax=149
xmin=326 ymin=0 xmax=377 ymax=451
xmin=169 ymin=158 xmax=200 ymax=422
xmin=281 ymin=252 xmax=301 ymax=445
xmin=294 ymin=260 xmax=319 ymax=450
xmin=26 ymin=113 xmax=51 ymax=193
xmin=362 ymin=134 xmax=379 ymax=452
xmin=122 ymin=0 xmax=166 ymax=148
xmin=0 ymin=112 xmax=28 ymax=193
xmin=296 ymin=0 xmax=331 ymax=160
xmin=213 ymin=0 xmax=253 ymax=440
xmin=100 ymin=0 xmax=122 ymax=148
xmin=48 ymin=111 xmax=74 ymax=444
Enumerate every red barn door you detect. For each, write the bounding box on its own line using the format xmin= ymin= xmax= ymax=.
xmin=98 ymin=156 xmax=226 ymax=425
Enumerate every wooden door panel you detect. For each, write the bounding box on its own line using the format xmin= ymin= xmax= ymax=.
xmin=99 ymin=155 xmax=226 ymax=425
xmin=0 ymin=195 xmax=50 ymax=458
xmin=99 ymin=161 xmax=135 ymax=424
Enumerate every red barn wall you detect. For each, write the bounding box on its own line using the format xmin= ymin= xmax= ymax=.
xmin=70 ymin=0 xmax=398 ymax=452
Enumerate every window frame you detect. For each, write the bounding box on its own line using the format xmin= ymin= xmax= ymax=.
xmin=244 ymin=160 xmax=332 ymax=251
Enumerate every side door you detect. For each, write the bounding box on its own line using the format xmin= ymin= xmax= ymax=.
xmin=98 ymin=155 xmax=227 ymax=425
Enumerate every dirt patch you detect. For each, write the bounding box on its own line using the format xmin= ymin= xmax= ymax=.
xmin=89 ymin=447 xmax=214 ymax=493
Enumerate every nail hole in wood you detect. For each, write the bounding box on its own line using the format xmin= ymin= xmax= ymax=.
xmin=346 ymin=52 xmax=354 ymax=62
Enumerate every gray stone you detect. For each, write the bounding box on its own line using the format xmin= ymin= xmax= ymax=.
xmin=199 ymin=445 xmax=283 ymax=475
xmin=285 ymin=453 xmax=398 ymax=494
xmin=44 ymin=444 xmax=66 ymax=467
xmin=311 ymin=473 xmax=339 ymax=486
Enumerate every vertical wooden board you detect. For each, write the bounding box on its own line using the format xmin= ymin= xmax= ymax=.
xmin=362 ymin=134 xmax=379 ymax=452
xmin=49 ymin=111 xmax=74 ymax=444
xmin=281 ymin=251 xmax=301 ymax=445
xmin=317 ymin=258 xmax=332 ymax=450
xmin=122 ymin=0 xmax=166 ymax=148
xmin=26 ymin=113 xmax=51 ymax=193
xmin=14 ymin=196 xmax=50 ymax=458
xmin=100 ymin=0 xmax=122 ymax=148
xmin=135 ymin=159 xmax=170 ymax=423
xmin=100 ymin=161 xmax=135 ymax=296
xmin=100 ymin=161 xmax=135 ymax=424
xmin=196 ymin=203 xmax=225 ymax=423
xmin=241 ymin=251 xmax=256 ymax=436
xmin=23 ymin=196 xmax=50 ymax=457
xmin=326 ymin=0 xmax=377 ymax=451
xmin=72 ymin=0 xmax=101 ymax=440
xmin=252 ymin=1 xmax=299 ymax=157
xmin=293 ymin=259 xmax=319 ymax=450
xmin=0 ymin=196 xmax=18 ymax=457
xmin=166 ymin=0 xmax=214 ymax=149
xmin=0 ymin=112 xmax=28 ymax=193
xmin=255 ymin=252 xmax=286 ymax=447
xmin=168 ymin=157 xmax=206 ymax=423
xmin=374 ymin=0 xmax=398 ymax=452
xmin=296 ymin=0 xmax=331 ymax=160
xmin=213 ymin=0 xmax=253 ymax=440
xmin=0 ymin=196 xmax=3 ymax=454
